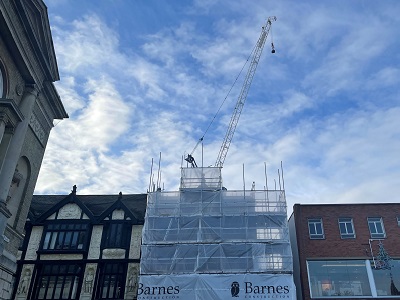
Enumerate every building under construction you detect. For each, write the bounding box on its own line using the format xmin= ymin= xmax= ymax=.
xmin=139 ymin=166 xmax=296 ymax=299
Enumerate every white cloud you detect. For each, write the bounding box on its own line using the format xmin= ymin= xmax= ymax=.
xmin=36 ymin=0 xmax=400 ymax=219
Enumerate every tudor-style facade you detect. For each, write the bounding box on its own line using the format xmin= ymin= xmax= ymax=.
xmin=0 ymin=1 xmax=68 ymax=297
xmin=14 ymin=187 xmax=146 ymax=300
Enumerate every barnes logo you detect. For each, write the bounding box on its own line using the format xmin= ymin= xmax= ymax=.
xmin=229 ymin=282 xmax=290 ymax=298
xmin=231 ymin=281 xmax=240 ymax=297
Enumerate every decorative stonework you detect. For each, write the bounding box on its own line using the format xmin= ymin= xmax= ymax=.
xmin=0 ymin=99 xmax=24 ymax=130
xmin=112 ymin=209 xmax=125 ymax=220
xmin=17 ymin=265 xmax=33 ymax=298
xmin=25 ymin=226 xmax=43 ymax=260
xmin=29 ymin=113 xmax=46 ymax=146
xmin=57 ymin=203 xmax=82 ymax=219
xmin=129 ymin=225 xmax=143 ymax=259
xmin=15 ymin=83 xmax=24 ymax=96
xmin=82 ymin=264 xmax=97 ymax=295
xmin=88 ymin=225 xmax=103 ymax=259
xmin=40 ymin=254 xmax=83 ymax=260
xmin=125 ymin=263 xmax=139 ymax=299
xmin=102 ymin=248 xmax=126 ymax=259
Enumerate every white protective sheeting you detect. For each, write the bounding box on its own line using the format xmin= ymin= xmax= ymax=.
xmin=138 ymin=273 xmax=296 ymax=300
xmin=141 ymin=242 xmax=292 ymax=274
xmin=140 ymin=167 xmax=294 ymax=298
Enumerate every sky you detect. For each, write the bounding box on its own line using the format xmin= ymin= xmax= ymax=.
xmin=36 ymin=0 xmax=400 ymax=216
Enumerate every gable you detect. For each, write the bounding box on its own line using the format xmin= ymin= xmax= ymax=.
xmin=99 ymin=200 xmax=138 ymax=223
xmin=34 ymin=192 xmax=95 ymax=223
xmin=48 ymin=203 xmax=89 ymax=220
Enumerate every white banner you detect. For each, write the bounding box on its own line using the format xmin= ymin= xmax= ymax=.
xmin=138 ymin=273 xmax=296 ymax=300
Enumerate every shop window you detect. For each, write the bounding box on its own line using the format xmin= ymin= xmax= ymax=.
xmin=368 ymin=217 xmax=386 ymax=238
xmin=32 ymin=264 xmax=83 ymax=300
xmin=95 ymin=263 xmax=126 ymax=299
xmin=307 ymin=260 xmax=371 ymax=297
xmin=372 ymin=260 xmax=400 ymax=296
xmin=42 ymin=223 xmax=89 ymax=251
xmin=308 ymin=218 xmax=324 ymax=239
xmin=338 ymin=218 xmax=355 ymax=239
xmin=102 ymin=222 xmax=131 ymax=249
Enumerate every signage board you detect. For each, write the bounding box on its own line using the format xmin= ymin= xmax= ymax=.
xmin=138 ymin=273 xmax=295 ymax=299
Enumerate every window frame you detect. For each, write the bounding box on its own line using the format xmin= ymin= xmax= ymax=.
xmin=367 ymin=217 xmax=386 ymax=239
xmin=338 ymin=217 xmax=356 ymax=239
xmin=95 ymin=262 xmax=126 ymax=299
xmin=308 ymin=218 xmax=325 ymax=239
xmin=102 ymin=221 xmax=132 ymax=249
xmin=307 ymin=259 xmax=372 ymax=298
xmin=40 ymin=221 xmax=90 ymax=252
xmin=31 ymin=263 xmax=83 ymax=300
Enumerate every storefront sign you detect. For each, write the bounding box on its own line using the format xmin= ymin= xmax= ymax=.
xmin=138 ymin=273 xmax=296 ymax=299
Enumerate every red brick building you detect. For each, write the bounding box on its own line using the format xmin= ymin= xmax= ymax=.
xmin=289 ymin=203 xmax=400 ymax=299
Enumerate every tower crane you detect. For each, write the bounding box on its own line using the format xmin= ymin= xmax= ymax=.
xmin=185 ymin=16 xmax=276 ymax=168
xmin=215 ymin=16 xmax=276 ymax=168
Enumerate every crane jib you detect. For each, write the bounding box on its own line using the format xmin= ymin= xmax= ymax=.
xmin=185 ymin=16 xmax=276 ymax=169
xmin=214 ymin=16 xmax=277 ymax=168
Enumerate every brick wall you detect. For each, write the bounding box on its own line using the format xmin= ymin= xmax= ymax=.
xmin=293 ymin=203 xmax=400 ymax=300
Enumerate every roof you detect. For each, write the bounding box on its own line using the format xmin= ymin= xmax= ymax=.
xmin=29 ymin=193 xmax=147 ymax=223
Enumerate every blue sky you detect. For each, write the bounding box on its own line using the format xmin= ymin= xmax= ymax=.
xmin=36 ymin=0 xmax=400 ymax=215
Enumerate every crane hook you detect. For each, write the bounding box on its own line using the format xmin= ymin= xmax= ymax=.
xmin=271 ymin=42 xmax=276 ymax=54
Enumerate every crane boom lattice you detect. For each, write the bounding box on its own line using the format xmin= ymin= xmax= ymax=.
xmin=215 ymin=16 xmax=276 ymax=168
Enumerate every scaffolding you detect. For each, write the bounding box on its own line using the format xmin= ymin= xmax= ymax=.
xmin=139 ymin=167 xmax=295 ymax=299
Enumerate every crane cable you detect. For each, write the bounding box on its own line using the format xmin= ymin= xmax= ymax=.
xmin=188 ymin=41 xmax=259 ymax=156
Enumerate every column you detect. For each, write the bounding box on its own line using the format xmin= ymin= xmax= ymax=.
xmin=366 ymin=259 xmax=378 ymax=297
xmin=0 ymin=85 xmax=38 ymax=237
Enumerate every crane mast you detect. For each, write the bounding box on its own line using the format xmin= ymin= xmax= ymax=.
xmin=215 ymin=16 xmax=276 ymax=168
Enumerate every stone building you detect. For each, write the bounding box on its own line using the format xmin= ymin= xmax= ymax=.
xmin=14 ymin=187 xmax=146 ymax=300
xmin=0 ymin=0 xmax=67 ymax=298
xmin=289 ymin=203 xmax=400 ymax=300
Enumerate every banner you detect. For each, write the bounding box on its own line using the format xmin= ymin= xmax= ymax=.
xmin=138 ymin=273 xmax=296 ymax=300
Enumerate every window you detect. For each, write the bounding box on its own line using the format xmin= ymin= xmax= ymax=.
xmin=42 ymin=223 xmax=89 ymax=251
xmin=256 ymin=228 xmax=282 ymax=240
xmin=32 ymin=264 xmax=82 ymax=300
xmin=338 ymin=218 xmax=355 ymax=239
xmin=308 ymin=259 xmax=400 ymax=297
xmin=102 ymin=222 xmax=131 ymax=249
xmin=368 ymin=217 xmax=386 ymax=238
xmin=308 ymin=218 xmax=324 ymax=239
xmin=307 ymin=260 xmax=372 ymax=297
xmin=256 ymin=254 xmax=283 ymax=271
xmin=397 ymin=216 xmax=400 ymax=227
xmin=372 ymin=260 xmax=400 ymax=296
xmin=95 ymin=263 xmax=126 ymax=299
